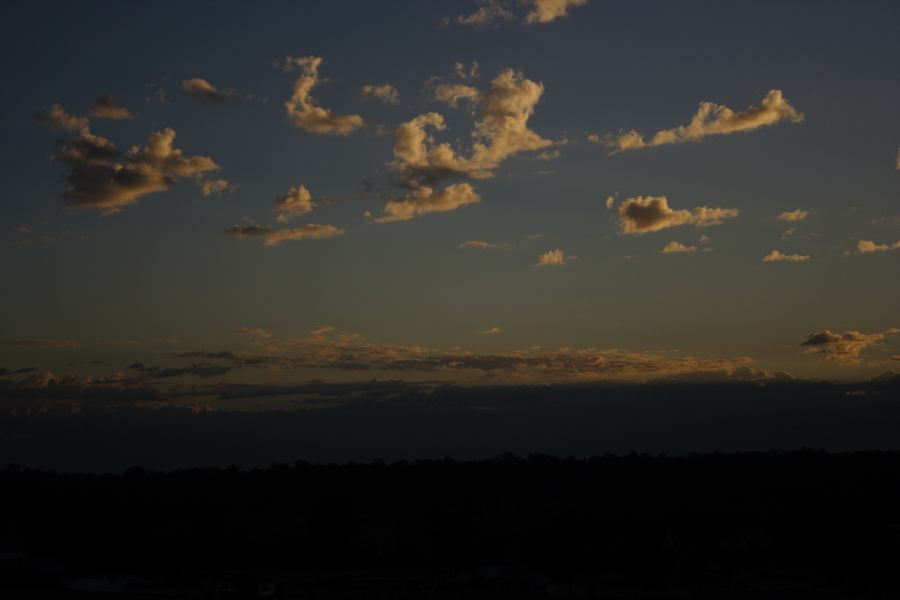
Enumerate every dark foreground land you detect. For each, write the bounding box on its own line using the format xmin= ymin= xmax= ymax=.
xmin=3 ymin=452 xmax=900 ymax=598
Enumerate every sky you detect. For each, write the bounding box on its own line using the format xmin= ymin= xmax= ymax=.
xmin=1 ymin=0 xmax=899 ymax=415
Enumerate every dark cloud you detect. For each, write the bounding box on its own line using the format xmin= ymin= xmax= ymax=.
xmin=89 ymin=96 xmax=135 ymax=119
xmin=802 ymin=328 xmax=900 ymax=364
xmin=52 ymin=127 xmax=220 ymax=213
xmin=127 ymin=362 xmax=232 ymax=380
xmin=226 ymin=223 xmax=345 ymax=246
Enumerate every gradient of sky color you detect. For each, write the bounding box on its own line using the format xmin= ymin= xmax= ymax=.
xmin=1 ymin=0 xmax=899 ymax=395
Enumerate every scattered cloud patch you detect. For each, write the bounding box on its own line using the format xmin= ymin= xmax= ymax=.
xmin=661 ymin=241 xmax=697 ymax=254
xmin=613 ymin=196 xmax=739 ymax=234
xmin=536 ymin=248 xmax=566 ymax=266
xmin=371 ymin=183 xmax=480 ymax=223
xmin=361 ymin=83 xmax=400 ymax=105
xmin=89 ymin=96 xmax=135 ymax=120
xmin=763 ymin=250 xmax=810 ymax=262
xmin=802 ymin=328 xmax=899 ymax=364
xmin=273 ymin=185 xmax=316 ymax=222
xmin=226 ymin=223 xmax=345 ymax=246
xmin=477 ymin=326 xmax=502 ymax=335
xmin=460 ymin=240 xmax=498 ymax=249
xmin=53 ymin=127 xmax=219 ymax=213
xmin=36 ymin=104 xmax=88 ymax=131
xmin=601 ymin=90 xmax=803 ymax=153
xmin=283 ymin=56 xmax=364 ymax=135
xmin=197 ymin=178 xmax=235 ymax=197
xmin=857 ymin=239 xmax=900 ymax=253
xmin=778 ymin=209 xmax=809 ymax=222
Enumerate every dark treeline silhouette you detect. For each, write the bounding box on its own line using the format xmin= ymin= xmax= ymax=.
xmin=3 ymin=451 xmax=900 ymax=598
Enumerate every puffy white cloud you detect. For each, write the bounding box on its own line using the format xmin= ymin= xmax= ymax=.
xmin=53 ymin=127 xmax=219 ymax=213
xmin=602 ymin=90 xmax=803 ymax=152
xmin=536 ymin=248 xmax=566 ymax=266
xmin=89 ymin=96 xmax=135 ymax=120
xmin=36 ymin=103 xmax=88 ymax=131
xmin=226 ymin=223 xmax=345 ymax=246
xmin=283 ymin=56 xmax=364 ymax=135
xmin=372 ymin=183 xmax=480 ymax=223
xmin=614 ymin=196 xmax=739 ymax=234
xmin=763 ymin=250 xmax=810 ymax=262
xmin=361 ymin=83 xmax=400 ymax=105
xmin=778 ymin=209 xmax=809 ymax=222
xmin=661 ymin=241 xmax=697 ymax=254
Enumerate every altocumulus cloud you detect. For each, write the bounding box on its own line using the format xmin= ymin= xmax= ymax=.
xmin=282 ymin=56 xmax=364 ymax=135
xmin=89 ymin=96 xmax=135 ymax=120
xmin=857 ymin=239 xmax=900 ymax=253
xmin=535 ymin=248 xmax=566 ymax=266
xmin=763 ymin=250 xmax=810 ymax=263
xmin=36 ymin=103 xmax=89 ymax=132
xmin=661 ymin=241 xmax=697 ymax=254
xmin=613 ymin=196 xmax=739 ymax=234
xmin=273 ymin=185 xmax=316 ymax=222
xmin=360 ymin=83 xmax=399 ymax=105
xmin=226 ymin=223 xmax=345 ymax=246
xmin=802 ymin=328 xmax=899 ymax=364
xmin=53 ymin=127 xmax=219 ymax=213
xmin=598 ymin=90 xmax=803 ymax=153
xmin=371 ymin=68 xmax=553 ymax=223
xmin=445 ymin=0 xmax=586 ymax=27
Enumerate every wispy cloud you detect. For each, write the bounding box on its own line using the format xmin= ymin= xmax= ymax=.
xmin=282 ymin=56 xmax=364 ymax=135
xmin=763 ymin=250 xmax=810 ymax=262
xmin=226 ymin=223 xmax=345 ymax=246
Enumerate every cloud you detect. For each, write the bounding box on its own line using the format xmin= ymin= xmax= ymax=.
xmin=273 ymin=185 xmax=315 ymax=221
xmin=763 ymin=250 xmax=810 ymax=262
xmin=454 ymin=61 xmax=480 ymax=80
xmin=177 ymin=327 xmax=755 ymax=383
xmin=802 ymin=328 xmax=899 ymax=364
xmin=536 ymin=248 xmax=566 ymax=266
xmin=234 ymin=327 xmax=272 ymax=339
xmin=477 ymin=326 xmax=502 ymax=335
xmin=391 ymin=69 xmax=553 ymax=187
xmin=36 ymin=104 xmax=89 ymax=131
xmin=857 ymin=239 xmax=900 ymax=253
xmin=661 ymin=241 xmax=697 ymax=254
xmin=601 ymin=90 xmax=803 ymax=153
xmin=283 ymin=56 xmax=364 ymax=135
xmin=226 ymin=223 xmax=345 ymax=246
xmin=614 ymin=196 xmax=739 ymax=234
xmin=443 ymin=0 xmax=516 ymax=28
xmin=181 ymin=77 xmax=231 ymax=102
xmin=374 ymin=69 xmax=552 ymax=222
xmin=460 ymin=240 xmax=498 ymax=249
xmin=522 ymin=0 xmax=587 ymax=24
xmin=127 ymin=362 xmax=231 ymax=380
xmin=778 ymin=209 xmax=808 ymax=222
xmin=53 ymin=127 xmax=219 ymax=213
xmin=360 ymin=83 xmax=400 ymax=105
xmin=1 ymin=338 xmax=79 ymax=349
xmin=88 ymin=96 xmax=135 ymax=120
xmin=432 ymin=83 xmax=480 ymax=108
xmin=444 ymin=0 xmax=586 ymax=27
xmin=197 ymin=178 xmax=234 ymax=197
xmin=371 ymin=183 xmax=480 ymax=223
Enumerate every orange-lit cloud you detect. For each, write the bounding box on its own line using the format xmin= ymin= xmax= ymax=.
xmin=53 ymin=127 xmax=219 ymax=213
xmin=226 ymin=223 xmax=345 ymax=246
xmin=36 ymin=103 xmax=89 ymax=131
xmin=360 ymin=83 xmax=400 ymax=105
xmin=89 ymin=96 xmax=135 ymax=120
xmin=536 ymin=248 xmax=566 ymax=266
xmin=778 ymin=209 xmax=809 ymax=222
xmin=599 ymin=90 xmax=803 ymax=153
xmin=763 ymin=250 xmax=809 ymax=262
xmin=283 ymin=56 xmax=364 ymax=135
xmin=614 ymin=196 xmax=739 ymax=234
xmin=802 ymin=328 xmax=899 ymax=364
xmin=857 ymin=239 xmax=900 ymax=253
xmin=371 ymin=183 xmax=480 ymax=223
xmin=661 ymin=241 xmax=697 ymax=254
xmin=273 ymin=185 xmax=316 ymax=222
